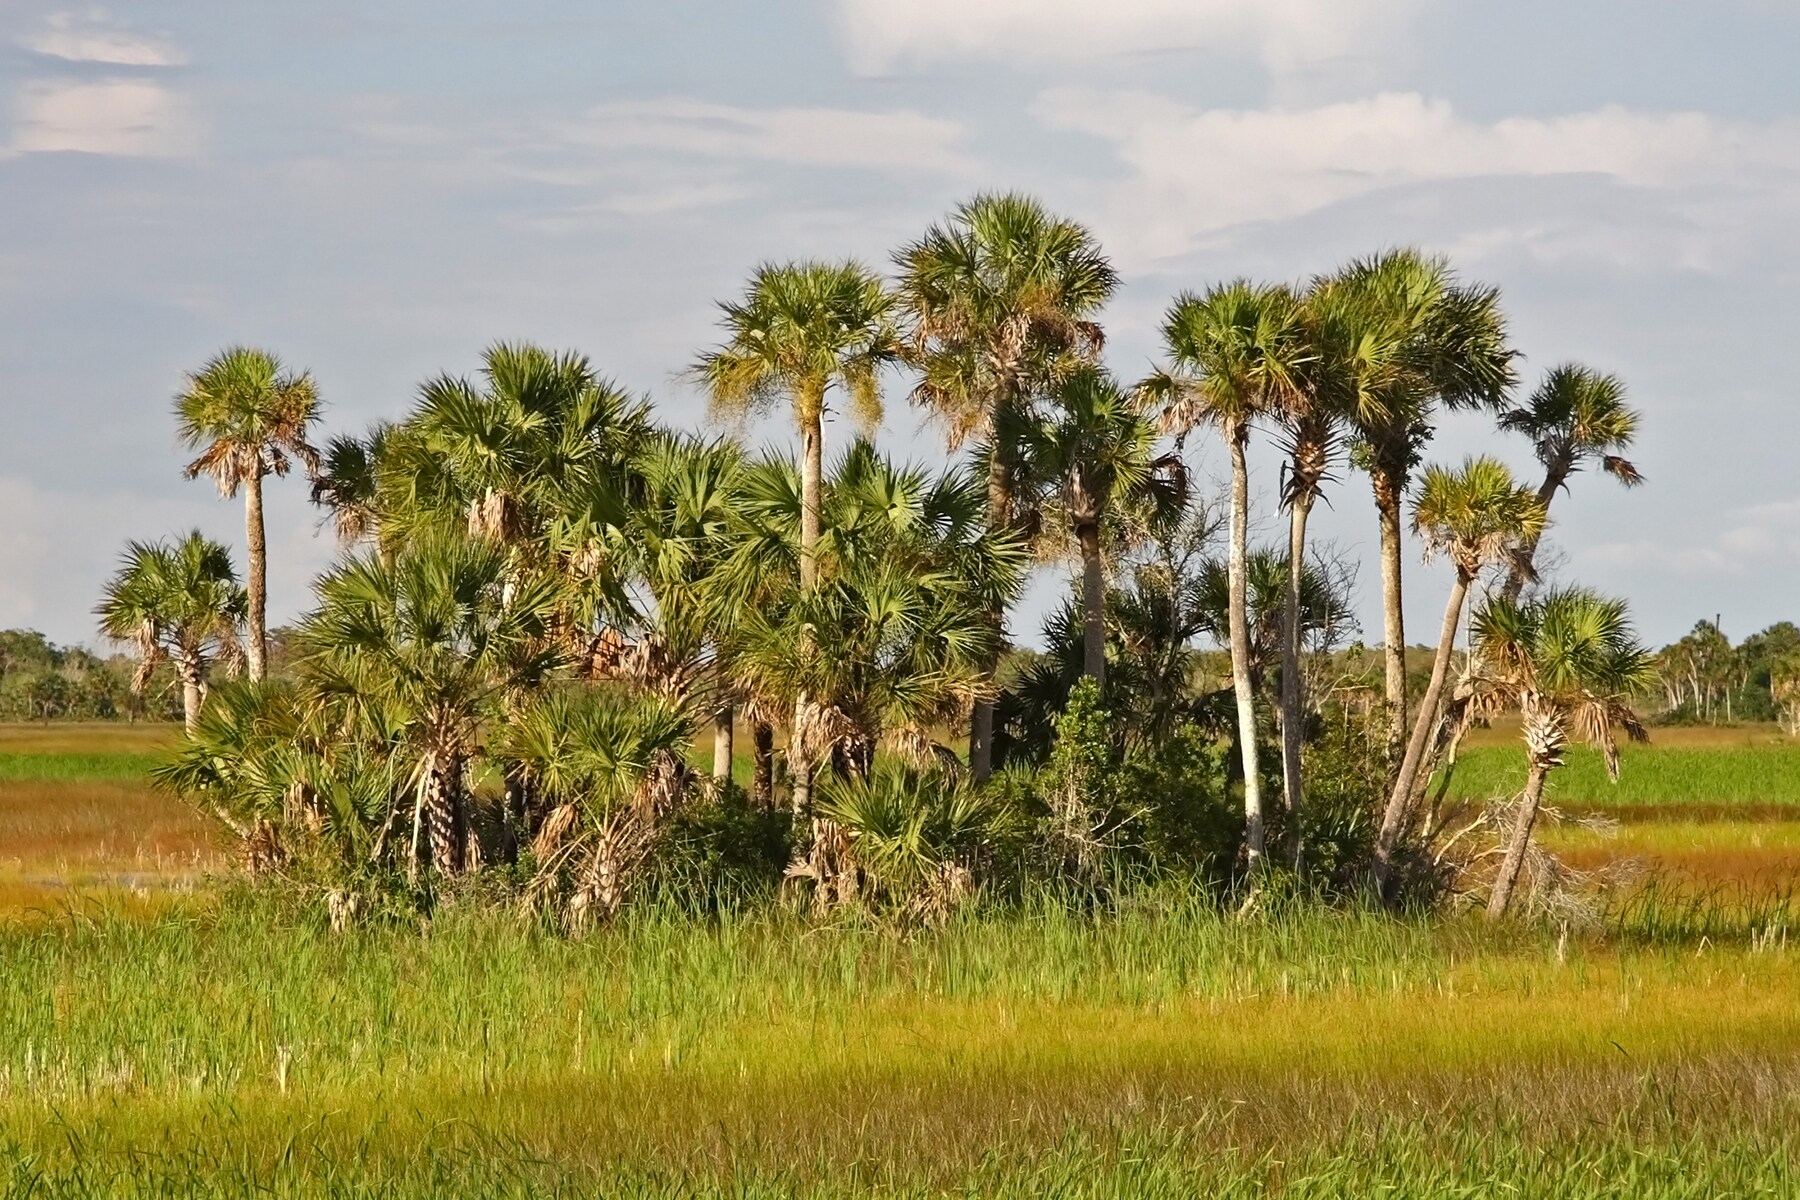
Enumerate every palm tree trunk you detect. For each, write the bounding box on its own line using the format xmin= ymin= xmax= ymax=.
xmin=1373 ymin=468 xmax=1409 ymax=772
xmin=1376 ymin=570 xmax=1470 ymax=894
xmin=422 ymin=749 xmax=466 ymax=876
xmin=712 ymin=704 xmax=734 ymax=780
xmin=245 ymin=470 xmax=268 ymax=682
xmin=1078 ymin=523 xmax=1106 ymax=686
xmin=793 ymin=406 xmax=824 ymax=814
xmin=1487 ymin=761 xmax=1551 ymax=920
xmin=752 ymin=721 xmax=774 ymax=808
xmin=176 ymin=653 xmax=205 ymax=734
xmin=1279 ymin=490 xmax=1314 ymax=869
xmin=1226 ymin=423 xmax=1265 ymax=874
xmin=968 ymin=445 xmax=1011 ymax=783
xmin=1500 ymin=468 xmax=1565 ymax=604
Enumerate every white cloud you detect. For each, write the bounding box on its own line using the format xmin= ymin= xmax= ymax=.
xmin=1028 ymin=90 xmax=1800 ymax=266
xmin=836 ymin=0 xmax=1428 ymax=76
xmin=22 ymin=10 xmax=185 ymax=67
xmin=1587 ymin=500 xmax=1800 ymax=580
xmin=542 ymin=99 xmax=976 ymax=177
xmin=10 ymin=78 xmax=200 ymax=156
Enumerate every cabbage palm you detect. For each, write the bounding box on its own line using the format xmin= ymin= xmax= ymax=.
xmin=1497 ymin=364 xmax=1643 ymax=602
xmin=1376 ymin=457 xmax=1545 ymax=891
xmin=695 ymin=261 xmax=897 ymax=595
xmin=175 ymin=347 xmax=321 ymax=681
xmin=1474 ymin=589 xmax=1653 ymax=918
xmin=297 ymin=532 xmax=566 ymax=877
xmin=1147 ymin=281 xmax=1307 ymax=874
xmin=894 ymin=194 xmax=1117 ymax=779
xmin=1025 ymin=365 xmax=1185 ymax=686
xmin=1329 ymin=252 xmax=1516 ymax=765
xmin=95 ymin=531 xmax=247 ymax=731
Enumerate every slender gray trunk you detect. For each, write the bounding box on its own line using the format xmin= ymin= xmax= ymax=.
xmin=969 ymin=443 xmax=1011 ymax=782
xmin=1279 ymin=492 xmax=1313 ymax=869
xmin=1374 ymin=469 xmax=1408 ymax=772
xmin=1487 ymin=762 xmax=1550 ymax=920
xmin=245 ymin=471 xmax=268 ymax=682
xmin=1376 ymin=570 xmax=1470 ymax=894
xmin=1227 ymin=424 xmax=1265 ymax=873
xmin=794 ymin=406 xmax=823 ymax=815
xmin=712 ymin=704 xmax=734 ymax=781
xmin=1078 ymin=524 xmax=1106 ymax=687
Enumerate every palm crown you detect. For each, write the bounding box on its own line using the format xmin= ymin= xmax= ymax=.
xmin=175 ymin=347 xmax=321 ymax=495
xmin=1500 ymin=364 xmax=1643 ymax=489
xmin=1411 ymin=456 xmax=1547 ymax=580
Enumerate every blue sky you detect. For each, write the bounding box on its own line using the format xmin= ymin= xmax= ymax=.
xmin=3 ymin=1 xmax=1799 ymax=651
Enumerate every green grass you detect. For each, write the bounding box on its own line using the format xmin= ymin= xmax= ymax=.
xmin=0 ymin=752 xmax=164 ymax=782
xmin=4 ymin=894 xmax=1799 ymax=1196
xmin=1441 ymin=742 xmax=1800 ymax=809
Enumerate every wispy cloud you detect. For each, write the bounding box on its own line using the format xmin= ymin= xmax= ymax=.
xmin=836 ymin=0 xmax=1428 ymax=76
xmin=20 ymin=10 xmax=185 ymax=67
xmin=9 ymin=78 xmax=200 ymax=156
xmin=1029 ymin=90 xmax=1800 ymax=268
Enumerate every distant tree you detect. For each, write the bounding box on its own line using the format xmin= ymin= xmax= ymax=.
xmin=95 ymin=531 xmax=247 ymax=731
xmin=175 ymin=347 xmax=321 ymax=681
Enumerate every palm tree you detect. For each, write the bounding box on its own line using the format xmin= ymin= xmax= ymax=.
xmin=96 ymin=531 xmax=247 ymax=731
xmin=297 ymin=532 xmax=566 ymax=877
xmin=1329 ymin=252 xmax=1516 ymax=766
xmin=1025 ymin=365 xmax=1185 ymax=686
xmin=310 ymin=423 xmax=397 ymax=549
xmin=894 ymin=194 xmax=1118 ymax=780
xmin=1497 ymin=364 xmax=1643 ymax=602
xmin=1474 ymin=589 xmax=1653 ymax=918
xmin=1147 ymin=281 xmax=1307 ymax=875
xmin=1375 ymin=457 xmax=1545 ymax=891
xmin=175 ymin=348 xmax=321 ymax=681
xmin=695 ymin=261 xmax=897 ymax=596
xmin=696 ymin=261 xmax=898 ymax=813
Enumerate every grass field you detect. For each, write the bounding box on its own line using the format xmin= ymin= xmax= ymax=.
xmin=2 ymin=721 xmax=1797 ymax=1197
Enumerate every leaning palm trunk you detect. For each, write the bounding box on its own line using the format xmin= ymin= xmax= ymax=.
xmin=1278 ymin=490 xmax=1314 ymax=868
xmin=1226 ymin=423 xmax=1265 ymax=872
xmin=244 ymin=471 xmax=268 ymax=681
xmin=1499 ymin=469 xmax=1565 ymax=604
xmin=1377 ymin=570 xmax=1471 ymax=894
xmin=1488 ymin=701 xmax=1563 ymax=919
xmin=1078 ymin=523 xmax=1106 ymax=685
xmin=1373 ymin=468 xmax=1409 ymax=771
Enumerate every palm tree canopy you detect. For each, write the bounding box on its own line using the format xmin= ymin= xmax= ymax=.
xmin=95 ymin=530 xmax=247 ymax=671
xmin=894 ymin=192 xmax=1117 ymax=445
xmin=696 ymin=260 xmax=898 ymax=432
xmin=1146 ymin=280 xmax=1309 ymax=437
xmin=1472 ymin=587 xmax=1655 ymax=775
xmin=1499 ymin=363 xmax=1643 ymax=487
xmin=1026 ymin=364 xmax=1186 ymax=541
xmin=175 ymin=347 xmax=321 ymax=495
xmin=1411 ymin=456 xmax=1547 ymax=577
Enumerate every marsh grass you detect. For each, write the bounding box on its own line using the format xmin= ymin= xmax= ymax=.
xmin=1442 ymin=742 xmax=1800 ymax=809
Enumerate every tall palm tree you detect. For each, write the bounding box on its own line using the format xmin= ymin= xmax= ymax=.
xmin=696 ymin=261 xmax=898 ymax=812
xmin=1147 ymin=281 xmax=1307 ymax=875
xmin=1497 ymin=364 xmax=1644 ymax=602
xmin=1329 ymin=252 xmax=1516 ymax=766
xmin=894 ymin=194 xmax=1118 ymax=780
xmin=96 ymin=531 xmax=247 ymax=731
xmin=1473 ymin=589 xmax=1653 ymax=918
xmin=175 ymin=347 xmax=321 ymax=681
xmin=297 ymin=532 xmax=566 ymax=877
xmin=1375 ymin=457 xmax=1545 ymax=891
xmin=695 ymin=261 xmax=897 ymax=596
xmin=1025 ymin=365 xmax=1185 ymax=686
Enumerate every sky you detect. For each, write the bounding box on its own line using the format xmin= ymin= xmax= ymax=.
xmin=2 ymin=0 xmax=1799 ymax=653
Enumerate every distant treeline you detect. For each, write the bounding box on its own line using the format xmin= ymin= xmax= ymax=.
xmin=0 ymin=629 xmax=177 ymax=722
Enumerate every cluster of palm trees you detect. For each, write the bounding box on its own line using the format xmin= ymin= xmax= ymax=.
xmin=99 ymin=192 xmax=1657 ymax=918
